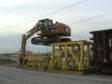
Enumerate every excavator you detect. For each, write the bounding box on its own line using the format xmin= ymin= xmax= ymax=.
xmin=20 ymin=18 xmax=71 ymax=65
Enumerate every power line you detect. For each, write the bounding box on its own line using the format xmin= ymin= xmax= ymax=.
xmin=0 ymin=12 xmax=111 ymax=33
xmin=0 ymin=0 xmax=88 ymax=31
xmin=74 ymin=15 xmax=105 ymax=23
xmin=69 ymin=12 xmax=112 ymax=25
xmin=69 ymin=15 xmax=105 ymax=24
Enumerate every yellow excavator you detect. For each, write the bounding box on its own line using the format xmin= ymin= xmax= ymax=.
xmin=20 ymin=18 xmax=71 ymax=65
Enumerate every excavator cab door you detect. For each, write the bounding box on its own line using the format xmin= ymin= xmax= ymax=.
xmin=44 ymin=19 xmax=53 ymax=28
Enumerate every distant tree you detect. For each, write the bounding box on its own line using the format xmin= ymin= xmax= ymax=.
xmin=18 ymin=50 xmax=34 ymax=56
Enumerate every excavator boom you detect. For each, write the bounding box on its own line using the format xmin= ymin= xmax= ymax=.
xmin=20 ymin=24 xmax=39 ymax=58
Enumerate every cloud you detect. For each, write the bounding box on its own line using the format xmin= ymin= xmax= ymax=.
xmin=0 ymin=0 xmax=27 ymax=7
xmin=0 ymin=14 xmax=27 ymax=27
xmin=0 ymin=0 xmax=112 ymax=53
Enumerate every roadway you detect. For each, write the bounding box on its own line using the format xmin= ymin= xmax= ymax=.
xmin=0 ymin=66 xmax=112 ymax=84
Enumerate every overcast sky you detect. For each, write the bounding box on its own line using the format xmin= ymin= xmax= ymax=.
xmin=0 ymin=0 xmax=112 ymax=53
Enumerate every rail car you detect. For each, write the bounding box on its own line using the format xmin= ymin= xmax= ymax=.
xmin=90 ymin=29 xmax=112 ymax=73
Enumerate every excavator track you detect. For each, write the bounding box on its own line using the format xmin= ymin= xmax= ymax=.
xmin=31 ymin=37 xmax=71 ymax=45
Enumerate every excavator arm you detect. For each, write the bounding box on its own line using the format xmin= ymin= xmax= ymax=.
xmin=20 ymin=24 xmax=39 ymax=60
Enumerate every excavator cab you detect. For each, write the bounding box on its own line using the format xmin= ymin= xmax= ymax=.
xmin=37 ymin=19 xmax=53 ymax=36
xmin=38 ymin=19 xmax=53 ymax=29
